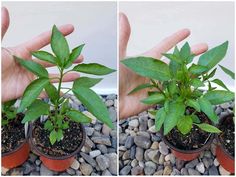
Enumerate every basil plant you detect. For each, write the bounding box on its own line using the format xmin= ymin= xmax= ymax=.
xmin=122 ymin=41 xmax=234 ymax=136
xmin=2 ymin=99 xmax=17 ymax=126
xmin=15 ymin=25 xmax=115 ymax=145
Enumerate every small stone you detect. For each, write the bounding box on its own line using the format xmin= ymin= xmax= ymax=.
xmin=94 ymin=123 xmax=102 ymax=131
xmin=211 ymin=143 xmax=217 ymax=156
xmin=139 ymin=116 xmax=148 ymax=131
xmin=135 ymin=147 xmax=144 ymax=161
xmin=105 ymin=99 xmax=114 ymax=107
xmin=29 ymin=154 xmax=37 ymax=163
xmin=181 ymin=168 xmax=189 ymax=175
xmin=169 ymin=154 xmax=176 ymax=164
xmin=106 ymin=153 xmax=117 ymax=175
xmin=154 ymin=169 xmax=164 ymax=175
xmin=185 ymin=159 xmax=199 ymax=168
xmin=209 ymin=165 xmax=219 ymax=175
xmin=131 ymin=166 xmax=144 ymax=175
xmin=66 ymin=168 xmax=75 ymax=175
xmin=148 ymin=125 xmax=157 ymax=133
xmin=85 ymin=127 xmax=94 ymax=136
xmin=134 ymin=136 xmax=151 ymax=149
xmin=91 ymin=136 xmax=111 ymax=146
xmin=129 ymin=119 xmax=139 ymax=127
xmin=131 ymin=159 xmax=138 ymax=167
xmin=147 ymin=119 xmax=154 ymax=128
xmin=30 ymin=171 xmax=40 ymax=175
xmin=125 ymin=136 xmax=134 ymax=149
xmin=202 ymin=157 xmax=213 ymax=168
xmin=215 ymin=106 xmax=222 ymax=115
xmin=102 ymin=169 xmax=112 ymax=176
xmin=120 ymin=166 xmax=131 ymax=175
xmin=165 ymin=154 xmax=170 ymax=161
xmin=35 ymin=159 xmax=41 ymax=166
xmin=159 ymin=154 xmax=165 ymax=165
xmin=102 ymin=124 xmax=111 ymax=136
xmin=109 ymin=107 xmax=117 ymax=122
xmin=219 ymin=165 xmax=230 ymax=175
xmin=144 ymin=161 xmax=156 ymax=175
xmin=147 ymin=150 xmax=159 ymax=163
xmin=96 ymin=155 xmax=109 ymax=170
xmin=214 ymin=158 xmax=220 ymax=166
xmin=130 ymin=145 xmax=136 ymax=159
xmin=97 ymin=144 xmax=108 ymax=154
xmin=204 ymin=150 xmax=212 ymax=158
xmin=80 ymin=163 xmax=93 ymax=176
xmin=23 ymin=162 xmax=35 ymax=174
xmin=119 ymin=133 xmax=128 ymax=145
xmin=151 ymin=133 xmax=162 ymax=142
xmin=171 ymin=168 xmax=181 ymax=175
xmin=80 ymin=152 xmax=97 ymax=167
xmin=1 ymin=167 xmax=9 ymax=175
xmin=122 ymin=150 xmax=130 ymax=160
xmin=221 ymin=102 xmax=230 ymax=109
xmin=89 ymin=150 xmax=101 ymax=158
xmin=70 ymin=159 xmax=80 ymax=170
xmin=139 ymin=161 xmax=145 ymax=168
xmin=150 ymin=142 xmax=159 ymax=149
xmin=188 ymin=168 xmax=201 ymax=175
xmin=40 ymin=164 xmax=53 ymax=176
xmin=11 ymin=168 xmax=24 ymax=176
xmin=106 ymin=94 xmax=116 ymax=100
xmin=163 ymin=165 xmax=172 ymax=175
xmin=196 ymin=162 xmax=205 ymax=174
xmin=176 ymin=158 xmax=185 ymax=170
xmin=159 ymin=142 xmax=169 ymax=155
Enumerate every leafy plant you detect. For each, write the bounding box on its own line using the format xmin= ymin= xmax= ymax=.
xmin=15 ymin=25 xmax=115 ymax=145
xmin=2 ymin=99 xmax=17 ymax=126
xmin=122 ymin=41 xmax=234 ymax=136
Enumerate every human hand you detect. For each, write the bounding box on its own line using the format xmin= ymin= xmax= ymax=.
xmin=1 ymin=7 xmax=83 ymax=102
xmin=119 ymin=13 xmax=208 ymax=119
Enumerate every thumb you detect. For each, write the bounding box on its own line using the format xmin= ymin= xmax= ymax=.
xmin=119 ymin=12 xmax=131 ymax=60
xmin=1 ymin=7 xmax=10 ymax=40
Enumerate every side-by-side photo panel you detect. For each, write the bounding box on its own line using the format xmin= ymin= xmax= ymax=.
xmin=119 ymin=1 xmax=235 ymax=176
xmin=1 ymin=1 xmax=117 ymax=176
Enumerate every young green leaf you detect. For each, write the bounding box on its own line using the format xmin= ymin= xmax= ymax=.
xmin=128 ymin=83 xmax=154 ymax=95
xmin=177 ymin=116 xmax=193 ymax=135
xmin=122 ymin=56 xmax=171 ymax=81
xmin=73 ymin=63 xmax=115 ymax=75
xmin=21 ymin=99 xmax=50 ymax=123
xmin=49 ymin=129 xmax=57 ymax=145
xmin=18 ymin=78 xmax=49 ymax=113
xmin=60 ymin=99 xmax=69 ymax=115
xmin=31 ymin=51 xmax=56 ymax=65
xmin=168 ymin=80 xmax=178 ymax=95
xmin=56 ymin=129 xmax=63 ymax=141
xmin=190 ymin=78 xmax=204 ymax=88
xmin=219 ymin=65 xmax=235 ymax=79
xmin=155 ymin=107 xmax=166 ymax=131
xmin=44 ymin=120 xmax=54 ymax=131
xmin=15 ymin=56 xmax=48 ymax=78
xmin=191 ymin=114 xmax=201 ymax=123
xmin=186 ymin=99 xmax=200 ymax=112
xmin=198 ymin=97 xmax=218 ymax=123
xmin=73 ymin=77 xmax=102 ymax=89
xmin=45 ymin=83 xmax=58 ymax=104
xmin=73 ymin=87 xmax=114 ymax=129
xmin=203 ymin=90 xmax=234 ymax=105
xmin=3 ymin=99 xmax=17 ymax=110
xmin=141 ymin=93 xmax=165 ymax=105
xmin=65 ymin=44 xmax=85 ymax=69
xmin=211 ymin=79 xmax=229 ymax=90
xmin=189 ymin=64 xmax=208 ymax=75
xmin=195 ymin=123 xmax=221 ymax=133
xmin=198 ymin=41 xmax=228 ymax=70
xmin=51 ymin=25 xmax=70 ymax=66
xmin=180 ymin=42 xmax=191 ymax=63
xmin=66 ymin=110 xmax=92 ymax=123
xmin=204 ymin=68 xmax=217 ymax=81
xmin=162 ymin=53 xmax=182 ymax=64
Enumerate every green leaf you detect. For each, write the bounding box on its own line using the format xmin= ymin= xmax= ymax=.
xmin=211 ymin=79 xmax=229 ymax=90
xmin=198 ymin=41 xmax=228 ymax=70
xmin=51 ymin=25 xmax=70 ymax=66
xmin=44 ymin=120 xmax=54 ymax=131
xmin=73 ymin=77 xmax=102 ymax=89
xmin=73 ymin=63 xmax=115 ymax=75
xmin=203 ymin=90 xmax=234 ymax=105
xmin=155 ymin=107 xmax=166 ymax=131
xmin=180 ymin=42 xmax=191 ymax=63
xmin=189 ymin=64 xmax=208 ymax=75
xmin=186 ymin=99 xmax=200 ymax=112
xmin=191 ymin=115 xmax=201 ymax=123
xmin=128 ymin=83 xmax=154 ymax=95
xmin=198 ymin=97 xmax=218 ymax=123
xmin=204 ymin=68 xmax=217 ymax=81
xmin=122 ymin=56 xmax=171 ymax=81
xmin=62 ymin=122 xmax=69 ymax=129
xmin=162 ymin=53 xmax=182 ymax=64
xmin=190 ymin=78 xmax=204 ymax=88
xmin=15 ymin=56 xmax=48 ymax=78
xmin=49 ymin=129 xmax=57 ymax=145
xmin=21 ymin=99 xmax=50 ymax=123
xmin=3 ymin=99 xmax=17 ymax=110
xmin=18 ymin=78 xmax=49 ymax=113
xmin=45 ymin=83 xmax=58 ymax=104
xmin=148 ymin=110 xmax=157 ymax=116
xmin=219 ymin=65 xmax=235 ymax=79
xmin=65 ymin=44 xmax=85 ymax=68
xmin=141 ymin=93 xmax=165 ymax=105
xmin=60 ymin=99 xmax=69 ymax=114
xmin=56 ymin=129 xmax=63 ymax=141
xmin=73 ymin=87 xmax=114 ymax=128
xmin=66 ymin=110 xmax=92 ymax=123
xmin=168 ymin=80 xmax=178 ymax=95
xmin=177 ymin=115 xmax=193 ymax=135
xmin=164 ymin=101 xmax=185 ymax=135
xmin=31 ymin=51 xmax=56 ymax=65
xmin=195 ymin=123 xmax=221 ymax=133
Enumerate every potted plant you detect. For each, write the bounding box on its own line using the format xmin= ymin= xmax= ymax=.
xmin=121 ymin=41 xmax=234 ymax=161
xmin=216 ymin=65 xmax=235 ymax=173
xmin=2 ymin=99 xmax=30 ymax=169
xmin=15 ymin=25 xmax=115 ymax=171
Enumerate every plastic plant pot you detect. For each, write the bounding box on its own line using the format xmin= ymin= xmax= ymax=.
xmin=2 ymin=139 xmax=30 ymax=169
xmin=216 ymin=114 xmax=235 ymax=174
xmin=29 ymin=123 xmax=86 ymax=172
xmin=162 ymin=130 xmax=215 ymax=161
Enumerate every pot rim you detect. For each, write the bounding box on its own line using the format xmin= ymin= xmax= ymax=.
xmin=216 ymin=113 xmax=235 ymax=160
xmin=29 ymin=121 xmax=86 ymax=160
xmin=161 ymin=128 xmax=215 ymax=154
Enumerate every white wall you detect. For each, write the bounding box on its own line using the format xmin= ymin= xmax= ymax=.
xmin=2 ymin=1 xmax=117 ymax=94
xmin=120 ymin=1 xmax=235 ymax=90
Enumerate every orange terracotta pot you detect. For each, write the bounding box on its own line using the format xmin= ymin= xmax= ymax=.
xmin=2 ymin=140 xmax=30 ymax=169
xmin=29 ymin=123 xmax=86 ymax=172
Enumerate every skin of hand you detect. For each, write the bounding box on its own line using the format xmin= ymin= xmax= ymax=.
xmin=1 ymin=7 xmax=83 ymax=102
xmin=119 ymin=12 xmax=209 ymax=119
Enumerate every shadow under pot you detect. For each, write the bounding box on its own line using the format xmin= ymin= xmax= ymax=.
xmin=2 ymin=113 xmax=30 ymax=169
xmin=162 ymin=111 xmax=215 ymax=161
xmin=216 ymin=113 xmax=235 ymax=174
xmin=29 ymin=119 xmax=86 ymax=172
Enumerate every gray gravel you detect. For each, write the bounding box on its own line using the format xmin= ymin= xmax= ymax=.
xmin=2 ymin=94 xmax=117 ymax=176
xmin=119 ymin=101 xmax=234 ymax=175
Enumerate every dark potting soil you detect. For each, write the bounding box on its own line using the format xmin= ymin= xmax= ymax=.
xmin=1 ymin=113 xmax=26 ymax=154
xmin=32 ymin=119 xmax=83 ymax=157
xmin=219 ymin=115 xmax=235 ymax=157
xmin=166 ymin=109 xmax=212 ymax=150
